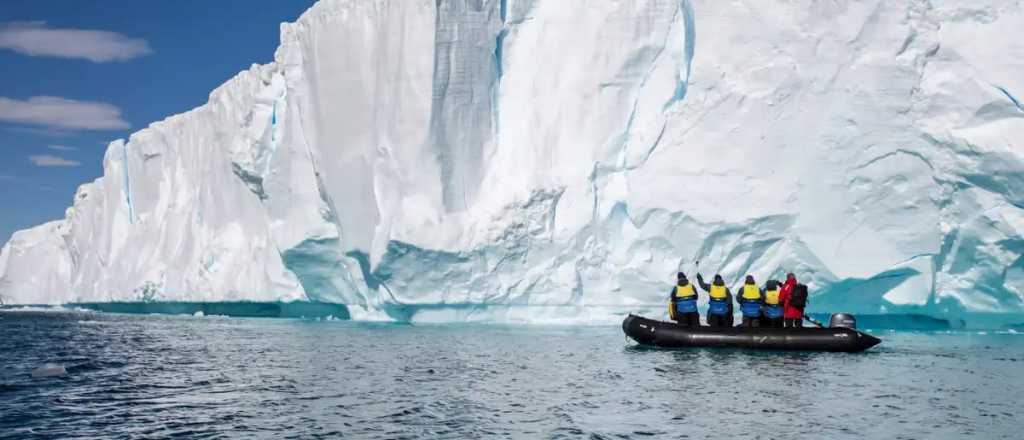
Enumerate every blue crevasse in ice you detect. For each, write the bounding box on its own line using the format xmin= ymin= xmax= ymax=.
xmin=264 ymin=99 xmax=278 ymax=177
xmin=122 ymin=142 xmax=134 ymax=224
xmin=667 ymin=0 xmax=696 ymax=108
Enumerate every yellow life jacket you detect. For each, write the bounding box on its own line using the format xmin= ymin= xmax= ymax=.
xmin=675 ymin=284 xmax=696 ymax=299
xmin=765 ymin=288 xmax=780 ymax=305
xmin=742 ymin=284 xmax=761 ymax=300
xmin=709 ymin=284 xmax=727 ymax=300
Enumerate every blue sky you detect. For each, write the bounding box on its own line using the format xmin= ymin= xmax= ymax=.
xmin=0 ymin=0 xmax=316 ymax=244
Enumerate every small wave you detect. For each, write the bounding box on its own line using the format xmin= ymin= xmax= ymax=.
xmin=66 ymin=360 xmax=125 ymax=373
xmin=311 ymin=315 xmax=344 ymax=322
xmin=0 ymin=306 xmax=67 ymax=313
xmin=0 ymin=383 xmax=29 ymax=394
xmin=68 ymin=307 xmax=97 ymax=313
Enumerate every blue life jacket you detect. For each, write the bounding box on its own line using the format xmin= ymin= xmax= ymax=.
xmin=707 ymin=299 xmax=729 ymax=315
xmin=740 ymin=301 xmax=762 ymax=318
xmin=675 ymin=298 xmax=698 ymax=314
xmin=763 ymin=304 xmax=783 ymax=319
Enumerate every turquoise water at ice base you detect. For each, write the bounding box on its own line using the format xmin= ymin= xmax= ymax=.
xmin=2 ymin=309 xmax=1022 ymax=439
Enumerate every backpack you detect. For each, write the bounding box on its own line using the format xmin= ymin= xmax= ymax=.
xmin=790 ymin=283 xmax=808 ymax=309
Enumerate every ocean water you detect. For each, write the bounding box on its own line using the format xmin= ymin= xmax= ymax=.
xmin=1 ymin=310 xmax=1022 ymax=439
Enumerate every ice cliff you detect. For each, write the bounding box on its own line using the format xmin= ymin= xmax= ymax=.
xmin=2 ymin=0 xmax=1022 ymax=323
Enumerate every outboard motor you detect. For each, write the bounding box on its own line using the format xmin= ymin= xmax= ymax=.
xmin=829 ymin=313 xmax=857 ymax=329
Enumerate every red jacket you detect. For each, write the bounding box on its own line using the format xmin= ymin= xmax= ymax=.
xmin=778 ymin=277 xmax=803 ymax=319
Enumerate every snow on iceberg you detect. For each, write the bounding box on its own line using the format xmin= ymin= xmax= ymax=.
xmin=1 ymin=0 xmax=1022 ymax=324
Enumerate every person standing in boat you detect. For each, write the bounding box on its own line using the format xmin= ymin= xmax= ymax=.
xmin=668 ymin=272 xmax=700 ymax=327
xmin=778 ymin=273 xmax=805 ymax=327
xmin=736 ymin=275 xmax=764 ymax=327
xmin=695 ymin=273 xmax=732 ymax=328
xmin=761 ymin=279 xmax=784 ymax=328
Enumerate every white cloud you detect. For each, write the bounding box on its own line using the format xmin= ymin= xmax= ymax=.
xmin=0 ymin=96 xmax=130 ymax=130
xmin=29 ymin=154 xmax=80 ymax=167
xmin=47 ymin=144 xmax=77 ymax=151
xmin=0 ymin=21 xmax=152 ymax=62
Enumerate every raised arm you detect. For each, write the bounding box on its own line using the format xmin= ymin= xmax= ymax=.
xmin=696 ymin=274 xmax=712 ymax=292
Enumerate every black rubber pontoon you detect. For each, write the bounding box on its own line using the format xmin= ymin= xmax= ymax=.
xmin=623 ymin=314 xmax=881 ymax=352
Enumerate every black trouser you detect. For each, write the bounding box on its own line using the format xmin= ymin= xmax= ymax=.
xmin=707 ymin=313 xmax=728 ymax=328
xmin=674 ymin=311 xmax=699 ymax=327
xmin=740 ymin=316 xmax=760 ymax=328
xmin=784 ymin=318 xmax=803 ymax=328
xmin=764 ymin=317 xmax=783 ymax=328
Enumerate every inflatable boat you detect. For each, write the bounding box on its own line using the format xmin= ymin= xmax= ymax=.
xmin=623 ymin=314 xmax=882 ymax=352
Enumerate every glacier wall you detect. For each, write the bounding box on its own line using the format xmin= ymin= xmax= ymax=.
xmin=1 ymin=0 xmax=1022 ymax=322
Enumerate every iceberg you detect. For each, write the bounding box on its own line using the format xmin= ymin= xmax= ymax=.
xmin=1 ymin=0 xmax=1022 ymax=324
xmin=31 ymin=364 xmax=67 ymax=379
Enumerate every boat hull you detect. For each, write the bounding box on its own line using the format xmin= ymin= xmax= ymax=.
xmin=623 ymin=314 xmax=881 ymax=352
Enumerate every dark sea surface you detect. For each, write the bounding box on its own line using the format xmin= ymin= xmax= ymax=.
xmin=1 ymin=309 xmax=1022 ymax=439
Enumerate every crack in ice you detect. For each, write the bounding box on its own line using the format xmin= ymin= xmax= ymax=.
xmin=994 ymin=85 xmax=1023 ymax=112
